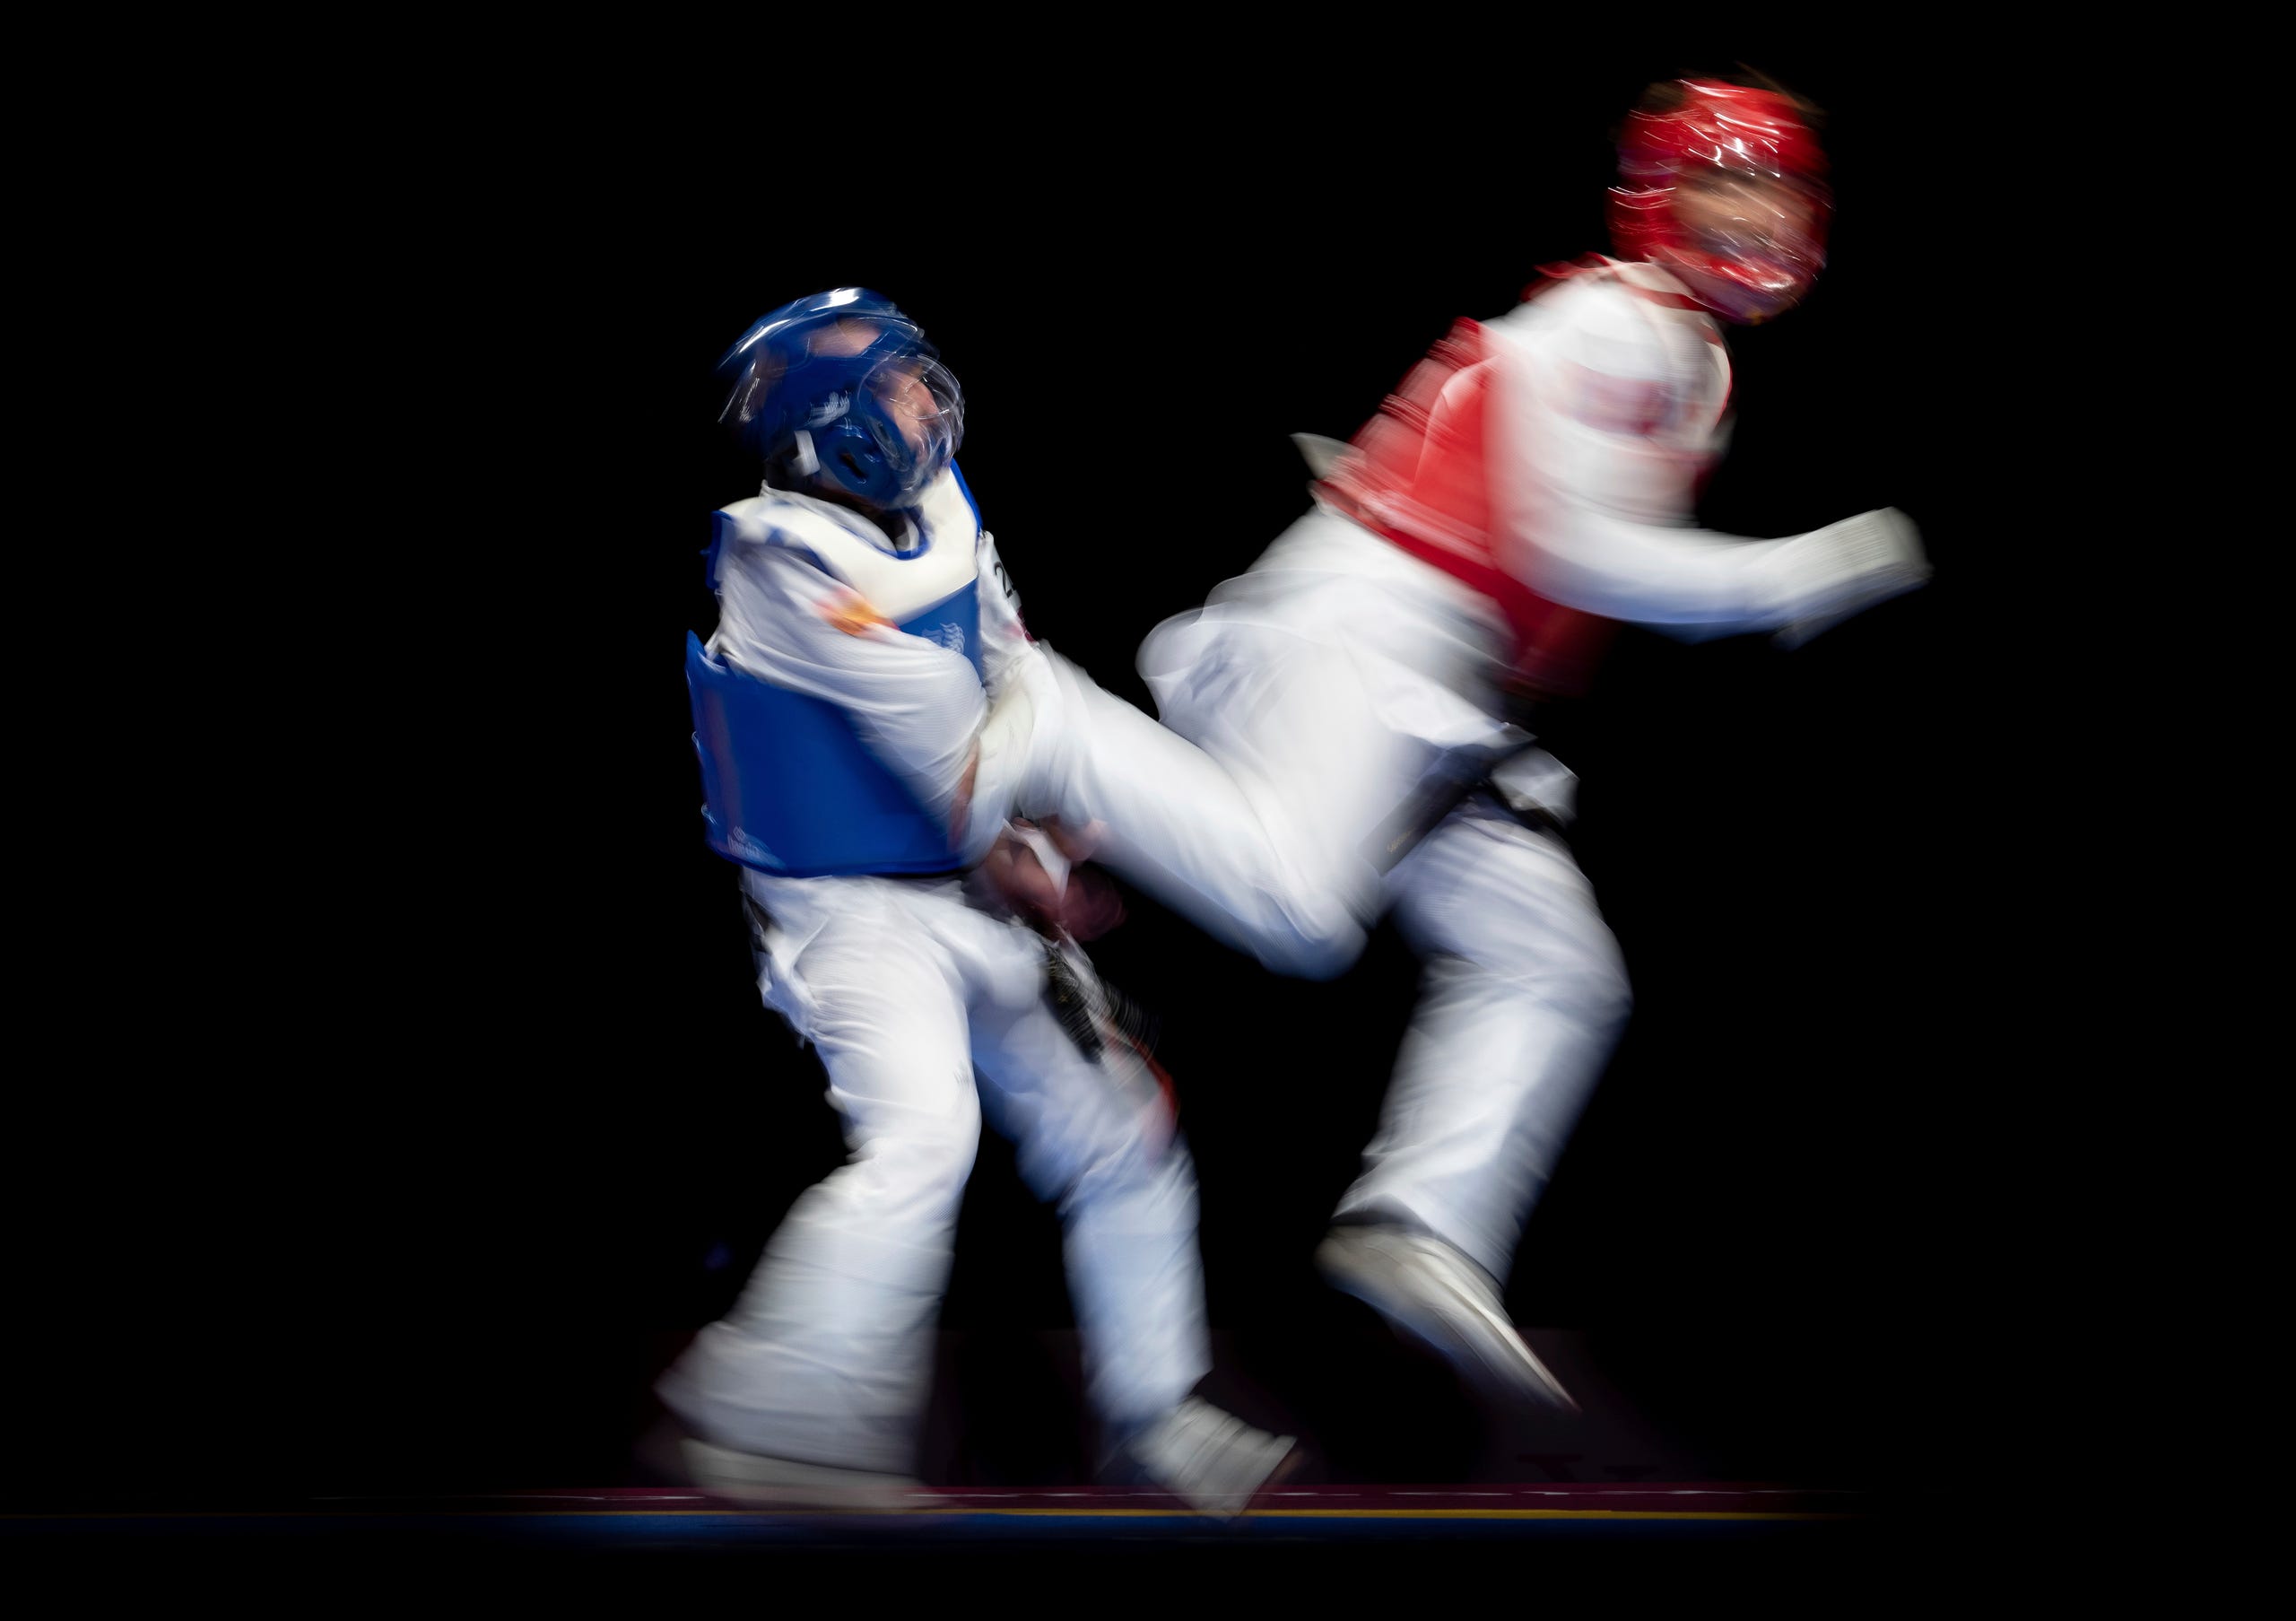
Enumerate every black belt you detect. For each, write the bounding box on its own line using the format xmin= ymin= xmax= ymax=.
xmin=1365 ymin=743 xmax=1570 ymax=874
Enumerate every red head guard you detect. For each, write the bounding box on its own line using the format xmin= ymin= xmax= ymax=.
xmin=1606 ymin=79 xmax=1831 ymax=324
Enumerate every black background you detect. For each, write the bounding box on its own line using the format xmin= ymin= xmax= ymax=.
xmin=16 ymin=39 xmax=2047 ymax=1513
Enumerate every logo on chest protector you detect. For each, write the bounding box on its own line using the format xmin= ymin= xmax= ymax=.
xmin=934 ymin=622 xmax=966 ymax=656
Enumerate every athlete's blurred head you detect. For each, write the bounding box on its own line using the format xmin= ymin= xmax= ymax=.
xmin=716 ymin=289 xmax=964 ymax=510
xmin=1607 ymin=76 xmax=1831 ymax=325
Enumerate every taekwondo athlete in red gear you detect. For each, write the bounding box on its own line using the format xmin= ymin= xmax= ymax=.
xmin=665 ymin=291 xmax=1299 ymax=1513
xmin=1107 ymin=78 xmax=1933 ymax=1412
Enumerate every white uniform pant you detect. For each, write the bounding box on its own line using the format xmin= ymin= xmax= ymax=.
xmin=1020 ymin=649 xmax=1372 ymax=980
xmin=1120 ymin=509 xmax=1633 ymax=1281
xmin=657 ymin=874 xmax=1208 ymax=1477
xmin=1341 ymin=804 xmax=1631 ymax=1279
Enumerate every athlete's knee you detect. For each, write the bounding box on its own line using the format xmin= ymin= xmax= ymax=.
xmin=1571 ymin=933 xmax=1634 ymax=1035
xmin=1468 ymin=928 xmax=1632 ymax=1035
xmin=854 ymin=1086 xmax=982 ymax=1207
xmin=1067 ymin=1130 xmax=1200 ymax=1225
xmin=1255 ymin=912 xmax=1370 ymax=981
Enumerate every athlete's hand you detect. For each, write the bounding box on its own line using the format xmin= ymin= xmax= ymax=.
xmin=1774 ymin=508 xmax=1931 ymax=649
xmin=984 ymin=819 xmax=1126 ymax=941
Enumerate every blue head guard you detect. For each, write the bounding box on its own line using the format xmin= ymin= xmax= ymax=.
xmin=716 ymin=288 xmax=964 ymax=511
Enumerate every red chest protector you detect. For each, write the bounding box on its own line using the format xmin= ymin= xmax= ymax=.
xmin=1316 ymin=277 xmax=1620 ymax=700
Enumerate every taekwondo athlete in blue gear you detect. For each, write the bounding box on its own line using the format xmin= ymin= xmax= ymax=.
xmin=661 ymin=289 xmax=1300 ymax=1514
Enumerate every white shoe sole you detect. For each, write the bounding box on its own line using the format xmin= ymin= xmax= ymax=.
xmin=679 ymin=1438 xmax=935 ymax=1512
xmin=1187 ymin=1448 xmax=1301 ymax=1520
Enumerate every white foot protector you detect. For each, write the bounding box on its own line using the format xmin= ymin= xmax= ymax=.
xmin=1318 ymin=1222 xmax=1582 ymax=1415
xmin=1115 ymin=1397 xmax=1300 ymax=1520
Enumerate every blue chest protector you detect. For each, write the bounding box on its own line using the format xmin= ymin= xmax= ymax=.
xmin=686 ymin=478 xmax=987 ymax=878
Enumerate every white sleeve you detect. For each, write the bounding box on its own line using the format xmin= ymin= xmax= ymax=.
xmin=973 ymin=529 xmax=1036 ymax=696
xmin=1489 ymin=286 xmax=1925 ymax=641
xmin=961 ymin=527 xmax=1070 ymax=856
xmin=710 ymin=540 xmax=987 ymax=829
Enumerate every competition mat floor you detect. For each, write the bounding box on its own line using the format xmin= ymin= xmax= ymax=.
xmin=5 ymin=1482 xmax=1922 ymax=1570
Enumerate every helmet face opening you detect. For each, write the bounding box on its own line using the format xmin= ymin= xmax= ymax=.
xmin=716 ymin=289 xmax=965 ymax=509
xmin=862 ymin=354 xmax=962 ymax=465
xmin=1607 ymin=81 xmax=1832 ymax=324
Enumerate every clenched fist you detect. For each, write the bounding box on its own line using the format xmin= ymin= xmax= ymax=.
xmin=981 ymin=817 xmax=1126 ymax=941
